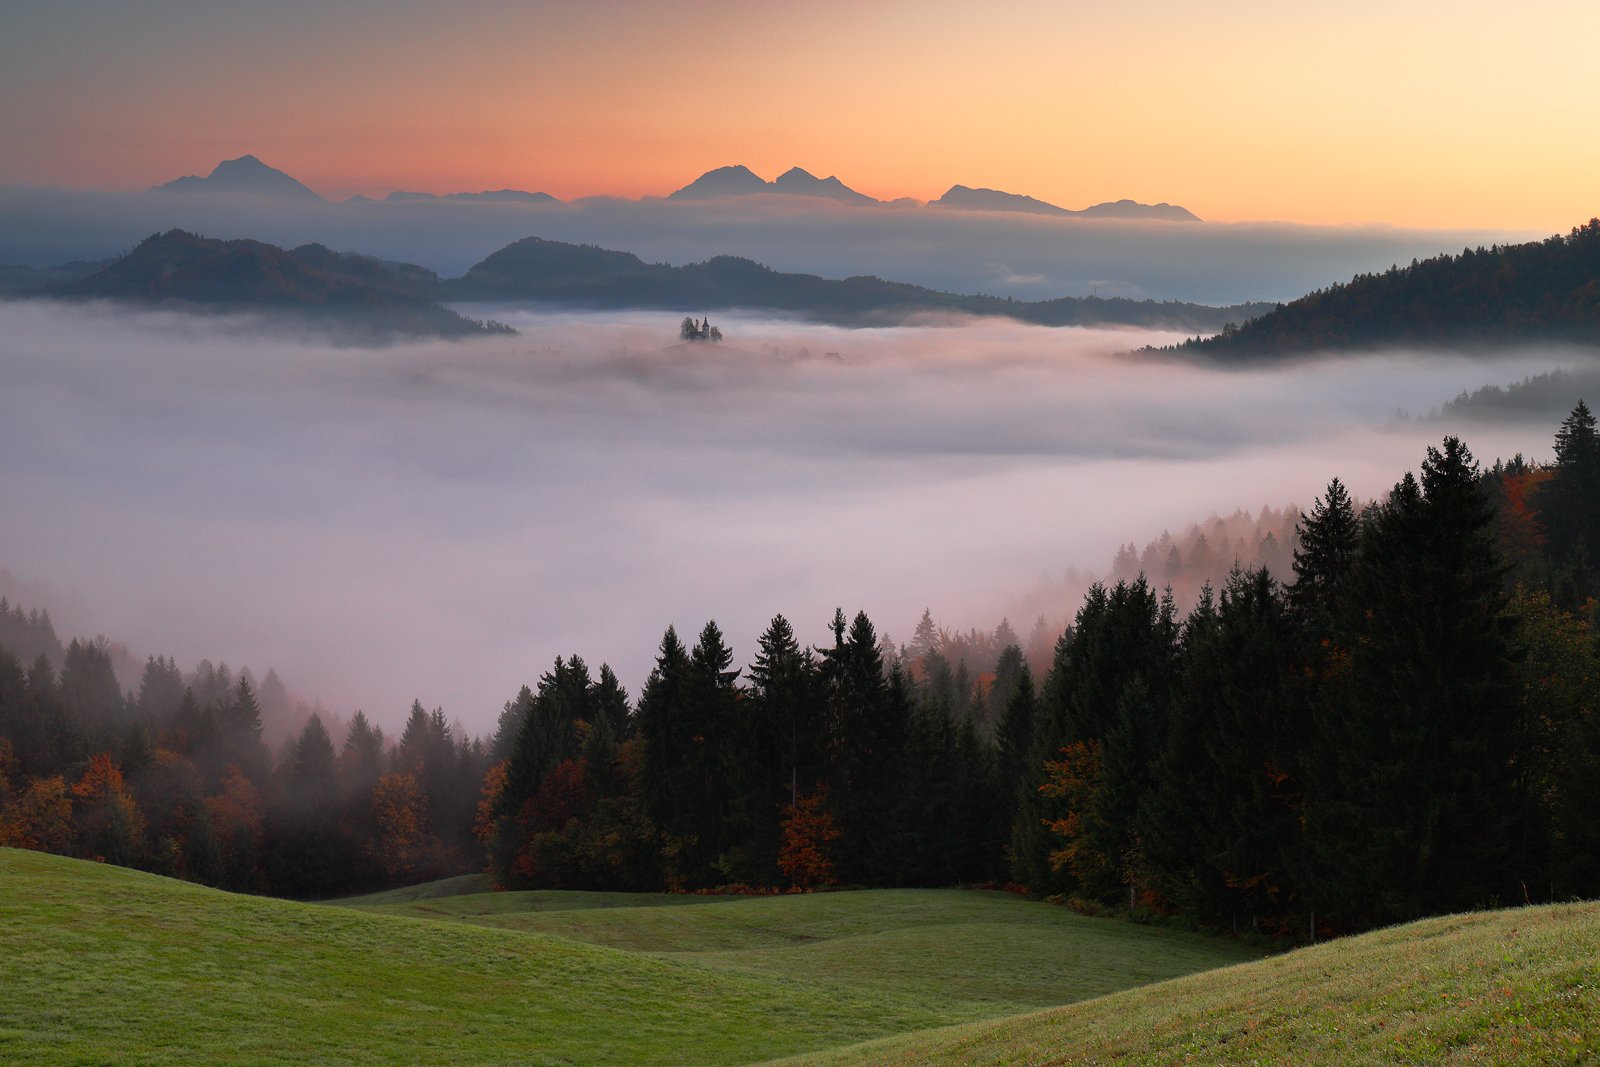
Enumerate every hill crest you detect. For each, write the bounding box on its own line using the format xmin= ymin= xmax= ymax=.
xmin=48 ymin=229 xmax=508 ymax=339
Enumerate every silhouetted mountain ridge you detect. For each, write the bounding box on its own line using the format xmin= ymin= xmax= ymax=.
xmin=45 ymin=230 xmax=510 ymax=339
xmin=449 ymin=236 xmax=1270 ymax=330
xmin=154 ymin=155 xmax=324 ymax=202
xmin=147 ymin=155 xmax=1197 ymax=220
xmin=933 ymin=185 xmax=1201 ymax=221
xmin=669 ymin=165 xmax=881 ymax=205
xmin=1166 ymin=219 xmax=1600 ymax=360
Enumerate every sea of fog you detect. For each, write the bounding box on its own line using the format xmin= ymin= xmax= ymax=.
xmin=0 ymin=300 xmax=1587 ymax=732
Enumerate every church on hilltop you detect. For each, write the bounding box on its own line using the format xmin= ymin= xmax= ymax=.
xmin=679 ymin=315 xmax=723 ymax=342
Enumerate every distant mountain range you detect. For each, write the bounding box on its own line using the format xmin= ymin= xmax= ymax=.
xmin=147 ymin=155 xmax=1197 ymax=219
xmin=10 ymin=227 xmax=1277 ymax=337
xmin=1166 ymin=219 xmax=1600 ymax=359
xmin=664 ymin=166 xmax=1197 ymax=219
xmin=931 ymin=185 xmax=1201 ymax=222
xmin=41 ymin=230 xmax=511 ymax=339
xmin=668 ymin=165 xmax=884 ymax=207
xmin=446 ymin=236 xmax=1269 ymax=330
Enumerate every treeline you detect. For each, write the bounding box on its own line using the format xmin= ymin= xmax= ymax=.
xmin=1166 ymin=219 xmax=1600 ymax=359
xmin=3 ymin=404 xmax=1598 ymax=940
xmin=0 ymin=639 xmax=489 ymax=896
xmin=482 ymin=403 xmax=1600 ymax=934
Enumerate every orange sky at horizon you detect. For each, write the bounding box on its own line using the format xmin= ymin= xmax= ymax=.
xmin=4 ymin=0 xmax=1598 ymax=231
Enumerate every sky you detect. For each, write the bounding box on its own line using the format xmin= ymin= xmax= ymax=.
xmin=1 ymin=300 xmax=1586 ymax=731
xmin=3 ymin=0 xmax=1599 ymax=229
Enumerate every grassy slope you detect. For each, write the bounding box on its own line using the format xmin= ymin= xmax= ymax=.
xmin=350 ymin=887 xmax=1256 ymax=1016
xmin=776 ymin=902 xmax=1600 ymax=1066
xmin=0 ymin=850 xmax=1255 ymax=1065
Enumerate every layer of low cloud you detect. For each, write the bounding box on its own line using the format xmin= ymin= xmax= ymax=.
xmin=0 ymin=186 xmax=1541 ymax=306
xmin=0 ymin=299 xmax=1587 ymax=733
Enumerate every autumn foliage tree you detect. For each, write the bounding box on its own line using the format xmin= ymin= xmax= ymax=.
xmin=205 ymin=765 xmax=264 ymax=889
xmin=72 ymin=753 xmax=146 ymax=866
xmin=371 ymin=771 xmax=432 ymax=883
xmin=777 ymin=787 xmax=840 ymax=889
xmin=1039 ymin=740 xmax=1118 ymax=895
xmin=0 ymin=738 xmax=73 ymax=852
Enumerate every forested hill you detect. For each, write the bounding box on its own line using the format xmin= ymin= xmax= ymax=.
xmin=1165 ymin=219 xmax=1600 ymax=360
xmin=45 ymin=230 xmax=512 ymax=340
xmin=446 ymin=236 xmax=1274 ymax=332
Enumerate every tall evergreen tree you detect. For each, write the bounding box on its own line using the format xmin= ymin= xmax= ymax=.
xmin=594 ymin=664 xmax=632 ymax=741
xmin=1289 ymin=477 xmax=1359 ymax=627
xmin=636 ymin=626 xmax=691 ymax=877
xmin=135 ymin=655 xmax=185 ymax=724
xmin=1305 ymin=438 xmax=1523 ymax=928
xmin=822 ymin=610 xmax=904 ymax=884
xmin=1538 ymin=400 xmax=1600 ymax=604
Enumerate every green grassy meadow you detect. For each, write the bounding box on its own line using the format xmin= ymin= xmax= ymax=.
xmin=0 ymin=848 xmax=1255 ymax=1065
xmin=9 ymin=847 xmax=1597 ymax=1066
xmin=779 ymin=901 xmax=1600 ymax=1066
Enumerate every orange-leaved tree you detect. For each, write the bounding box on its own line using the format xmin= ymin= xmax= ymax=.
xmin=778 ymin=786 xmax=840 ymax=889
xmin=205 ymin=765 xmax=264 ymax=889
xmin=372 ymin=770 xmax=431 ymax=882
xmin=72 ymin=752 xmax=147 ymax=866
xmin=1039 ymin=739 xmax=1119 ymax=894
xmin=0 ymin=738 xmax=73 ymax=852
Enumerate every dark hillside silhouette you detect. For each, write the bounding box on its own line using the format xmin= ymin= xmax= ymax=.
xmin=47 ymin=230 xmax=511 ymax=339
xmin=450 ymin=236 xmax=1271 ymax=330
xmin=1168 ymin=219 xmax=1600 ymax=360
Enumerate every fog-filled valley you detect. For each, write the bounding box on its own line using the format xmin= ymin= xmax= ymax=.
xmin=2 ymin=298 xmax=1590 ymax=734
xmin=0 ymin=185 xmax=1537 ymax=306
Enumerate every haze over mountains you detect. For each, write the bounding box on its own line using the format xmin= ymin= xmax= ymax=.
xmin=10 ymin=228 xmax=1267 ymax=336
xmin=148 ymin=154 xmax=1202 ymax=221
xmin=44 ymin=229 xmax=508 ymax=339
xmin=932 ymin=185 xmax=1201 ymax=221
xmin=0 ymin=153 xmax=1534 ymax=305
xmin=154 ymin=154 xmax=325 ymax=202
xmin=448 ymin=236 xmax=1271 ymax=330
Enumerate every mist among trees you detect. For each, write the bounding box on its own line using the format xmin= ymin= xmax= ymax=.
xmin=2 ymin=405 xmax=1597 ymax=939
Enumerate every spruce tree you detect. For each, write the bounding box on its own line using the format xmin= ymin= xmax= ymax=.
xmin=636 ymin=626 xmax=691 ymax=876
xmin=1306 ymin=438 xmax=1522 ymax=928
xmin=1538 ymin=400 xmax=1600 ymax=601
xmin=1289 ymin=477 xmax=1359 ymax=627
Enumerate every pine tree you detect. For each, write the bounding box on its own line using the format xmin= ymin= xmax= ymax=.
xmin=594 ymin=664 xmax=632 ymax=741
xmin=1305 ymin=438 xmax=1522 ymax=928
xmin=1143 ymin=569 xmax=1304 ymax=926
xmin=1015 ymin=579 xmax=1175 ymax=901
xmin=1538 ymin=400 xmax=1600 ymax=600
xmin=290 ymin=714 xmax=337 ymax=794
xmin=489 ymin=687 xmax=532 ymax=765
xmin=1289 ymin=477 xmax=1358 ymax=626
xmin=340 ymin=710 xmax=386 ymax=792
xmin=135 ymin=655 xmax=185 ymax=724
xmin=673 ymin=620 xmax=741 ymax=885
xmin=822 ymin=610 xmax=904 ymax=884
xmin=219 ymin=675 xmax=268 ymax=782
xmin=636 ymin=626 xmax=691 ymax=877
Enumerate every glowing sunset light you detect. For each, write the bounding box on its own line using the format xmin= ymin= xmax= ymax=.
xmin=2 ymin=0 xmax=1596 ymax=229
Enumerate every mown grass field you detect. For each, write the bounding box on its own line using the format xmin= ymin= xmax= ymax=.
xmin=0 ymin=848 xmax=1256 ymax=1065
xmin=778 ymin=901 xmax=1600 ymax=1066
xmin=345 ymin=883 xmax=1254 ymax=1017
